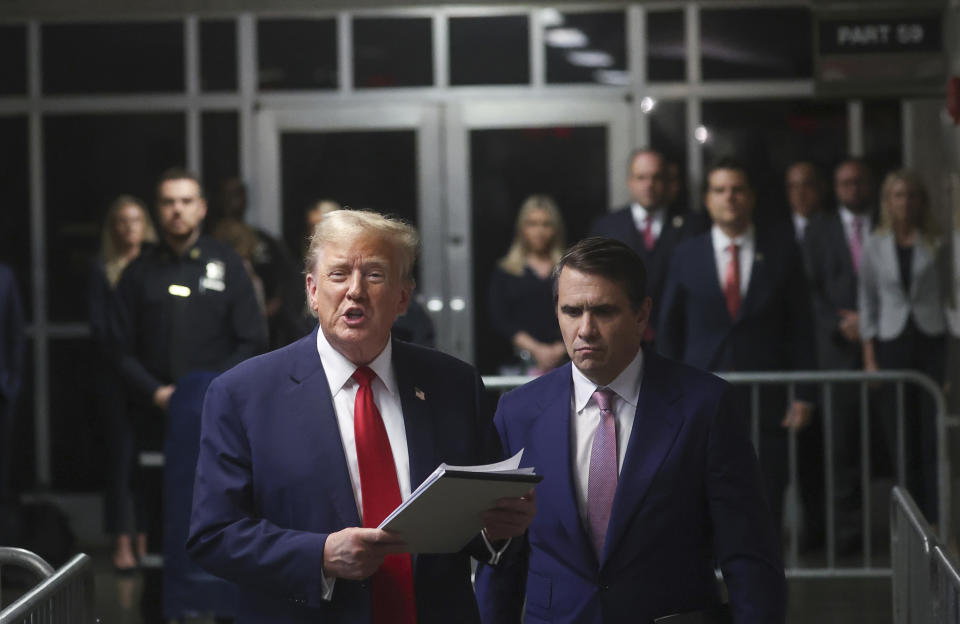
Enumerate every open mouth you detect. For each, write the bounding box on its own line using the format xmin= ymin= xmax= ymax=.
xmin=344 ymin=307 xmax=366 ymax=325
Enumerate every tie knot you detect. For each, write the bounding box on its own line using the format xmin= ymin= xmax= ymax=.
xmin=727 ymin=243 xmax=739 ymax=254
xmin=352 ymin=366 xmax=376 ymax=388
xmin=593 ymin=388 xmax=615 ymax=414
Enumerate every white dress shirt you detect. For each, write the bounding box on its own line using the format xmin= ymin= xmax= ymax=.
xmin=711 ymin=224 xmax=755 ymax=297
xmin=792 ymin=213 xmax=808 ymax=243
xmin=630 ymin=203 xmax=664 ymax=241
xmin=839 ymin=205 xmax=871 ymax=251
xmin=316 ymin=328 xmax=412 ymax=517
xmin=316 ymin=329 xmax=505 ymax=597
xmin=316 ymin=330 xmax=409 ymax=599
xmin=570 ymin=348 xmax=644 ymax=526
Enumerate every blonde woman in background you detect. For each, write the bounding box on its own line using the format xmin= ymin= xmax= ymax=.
xmin=487 ymin=194 xmax=567 ymax=375
xmin=859 ymin=169 xmax=948 ymax=521
xmin=88 ymin=195 xmax=157 ymax=572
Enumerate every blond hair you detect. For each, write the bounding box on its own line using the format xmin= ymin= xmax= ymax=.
xmin=100 ymin=195 xmax=157 ymax=286
xmin=305 ymin=208 xmax=419 ymax=282
xmin=498 ymin=194 xmax=566 ymax=277
xmin=877 ymin=169 xmax=940 ymax=248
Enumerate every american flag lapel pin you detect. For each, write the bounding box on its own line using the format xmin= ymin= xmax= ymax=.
xmin=415 ymin=387 xmax=426 ymax=401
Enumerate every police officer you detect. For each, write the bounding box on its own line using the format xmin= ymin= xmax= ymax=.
xmin=111 ymin=168 xmax=266 ymax=622
xmin=114 ymin=168 xmax=267 ymax=412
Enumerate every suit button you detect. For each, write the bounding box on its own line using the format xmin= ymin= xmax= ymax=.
xmin=599 ymin=583 xmax=610 ymax=591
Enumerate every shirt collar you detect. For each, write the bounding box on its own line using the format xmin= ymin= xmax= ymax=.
xmin=711 ymin=223 xmax=755 ymax=250
xmin=630 ymin=203 xmax=661 ymax=221
xmin=839 ymin=206 xmax=869 ymax=228
xmin=315 ymin=329 xmax=397 ymax=398
xmin=571 ymin=347 xmax=644 ymax=414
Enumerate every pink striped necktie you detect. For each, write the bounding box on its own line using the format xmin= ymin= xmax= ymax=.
xmin=588 ymin=388 xmax=618 ymax=558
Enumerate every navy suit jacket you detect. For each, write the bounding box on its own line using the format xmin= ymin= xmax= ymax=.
xmin=802 ymin=212 xmax=862 ymax=370
xmin=591 ymin=206 xmax=706 ymax=333
xmin=474 ymin=352 xmax=785 ymax=624
xmin=187 ymin=329 xmax=501 ymax=623
xmin=658 ymin=227 xmax=816 ymax=376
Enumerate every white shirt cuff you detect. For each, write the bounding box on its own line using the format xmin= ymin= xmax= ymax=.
xmin=320 ymin=567 xmax=336 ymax=601
xmin=481 ymin=529 xmax=512 ymax=566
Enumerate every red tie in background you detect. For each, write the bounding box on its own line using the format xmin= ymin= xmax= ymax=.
xmin=724 ymin=244 xmax=741 ymax=320
xmin=642 ymin=216 xmax=656 ymax=252
xmin=352 ymin=366 xmax=416 ymax=624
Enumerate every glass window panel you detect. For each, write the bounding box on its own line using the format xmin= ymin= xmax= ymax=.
xmin=702 ymin=100 xmax=846 ymax=227
xmin=43 ymin=113 xmax=186 ymax=323
xmin=470 ymin=126 xmax=608 ymax=374
xmin=50 ymin=339 xmax=109 ymax=490
xmin=0 ymin=25 xmax=27 ymax=95
xmin=646 ymin=11 xmax=685 ymax=82
xmin=202 ymin=111 xmax=240 ymax=222
xmin=863 ymin=99 xmax=902 ymax=181
xmin=449 ymin=16 xmax=530 ymax=86
xmin=280 ymin=130 xmax=418 ymax=264
xmin=258 ymin=18 xmax=337 ymax=91
xmin=701 ymin=8 xmax=813 ymax=80
xmin=42 ymin=22 xmax=184 ymax=94
xmin=353 ymin=17 xmax=433 ymax=88
xmin=0 ymin=116 xmax=32 ymax=319
xmin=200 ymin=19 xmax=238 ymax=92
xmin=545 ymin=11 xmax=627 ymax=85
xmin=648 ymin=100 xmax=689 ymax=210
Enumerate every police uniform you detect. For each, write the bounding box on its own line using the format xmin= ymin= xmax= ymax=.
xmin=112 ymin=235 xmax=267 ymax=403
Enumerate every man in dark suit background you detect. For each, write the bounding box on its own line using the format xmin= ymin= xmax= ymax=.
xmin=188 ymin=209 xmax=535 ymax=623
xmin=658 ymin=157 xmax=817 ymax=534
xmin=590 ymin=149 xmax=703 ymax=348
xmin=803 ymin=157 xmax=876 ymax=552
xmin=475 ymin=237 xmax=785 ymax=624
xmin=785 ymin=161 xmax=826 ymax=244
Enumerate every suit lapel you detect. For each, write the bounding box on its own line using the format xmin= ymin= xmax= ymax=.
xmin=739 ymin=232 xmax=770 ymax=320
xmin=829 ymin=214 xmax=857 ymax=277
xmin=289 ymin=330 xmax=361 ymax=528
xmin=909 ymin=241 xmax=932 ymax=300
xmin=696 ymin=234 xmax=732 ymax=323
xmin=392 ymin=342 xmax=438 ymax=492
xmin=602 ymin=352 xmax=682 ymax=566
xmin=533 ymin=367 xmax=595 ymax=564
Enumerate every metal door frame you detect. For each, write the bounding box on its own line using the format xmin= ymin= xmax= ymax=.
xmin=445 ymin=97 xmax=633 ymax=364
xmin=254 ymin=103 xmax=446 ymax=341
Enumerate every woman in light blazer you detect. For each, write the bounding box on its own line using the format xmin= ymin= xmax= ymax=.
xmin=859 ymin=169 xmax=947 ymax=521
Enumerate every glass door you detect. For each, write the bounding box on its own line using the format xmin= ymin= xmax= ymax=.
xmin=446 ymin=99 xmax=632 ymax=370
xmin=255 ymin=104 xmax=445 ymax=346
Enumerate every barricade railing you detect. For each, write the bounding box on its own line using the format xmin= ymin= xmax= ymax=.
xmin=485 ymin=369 xmax=956 ymax=579
xmin=891 ymin=486 xmax=936 ymax=623
xmin=890 ymin=485 xmax=960 ymax=624
xmin=0 ymin=548 xmax=94 ymax=623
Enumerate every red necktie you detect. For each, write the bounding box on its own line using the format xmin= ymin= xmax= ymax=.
xmin=642 ymin=216 xmax=656 ymax=251
xmin=723 ymin=244 xmax=741 ymax=320
xmin=352 ymin=366 xmax=416 ymax=624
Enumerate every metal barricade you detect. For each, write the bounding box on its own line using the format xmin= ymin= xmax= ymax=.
xmin=891 ymin=486 xmax=936 ymax=624
xmin=931 ymin=545 xmax=960 ymax=624
xmin=484 ymin=369 xmax=956 ymax=579
xmin=0 ymin=548 xmax=95 ymax=624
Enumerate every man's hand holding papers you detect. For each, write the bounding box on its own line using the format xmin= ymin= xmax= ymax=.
xmin=379 ymin=450 xmax=541 ymax=554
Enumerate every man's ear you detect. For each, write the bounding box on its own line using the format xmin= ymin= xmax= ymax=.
xmin=305 ymin=272 xmax=318 ymax=315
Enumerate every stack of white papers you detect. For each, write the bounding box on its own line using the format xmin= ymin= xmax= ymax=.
xmin=379 ymin=450 xmax=541 ymax=553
